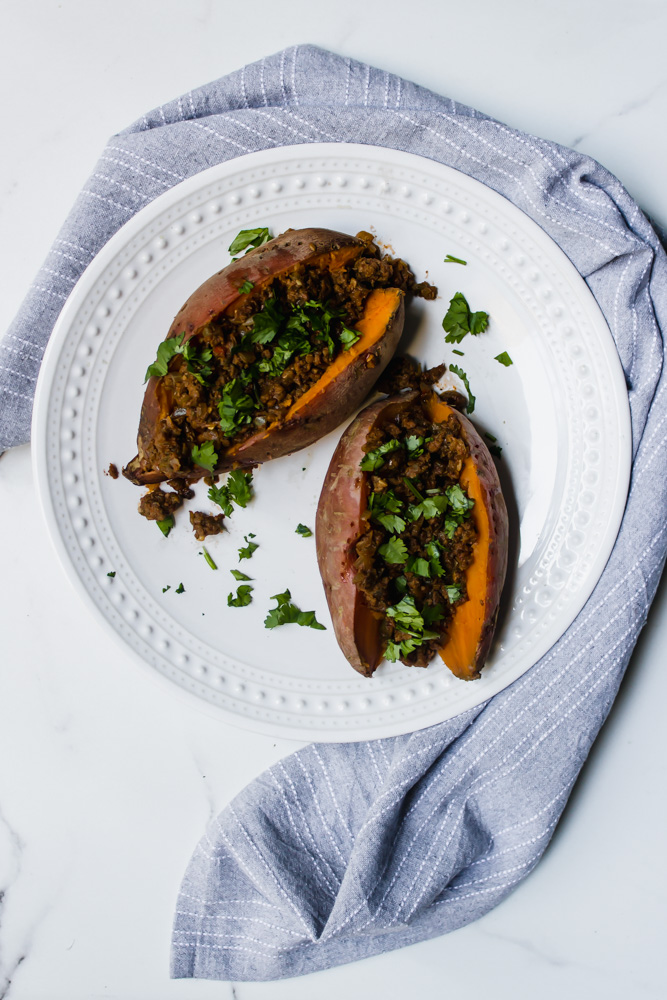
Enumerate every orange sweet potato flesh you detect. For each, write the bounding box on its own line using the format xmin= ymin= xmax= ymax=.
xmin=316 ymin=389 xmax=508 ymax=679
xmin=123 ymin=229 xmax=404 ymax=485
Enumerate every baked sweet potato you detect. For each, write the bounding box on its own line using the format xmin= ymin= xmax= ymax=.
xmin=123 ymin=228 xmax=420 ymax=486
xmin=316 ymin=385 xmax=508 ymax=679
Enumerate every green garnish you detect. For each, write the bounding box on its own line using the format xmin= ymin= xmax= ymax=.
xmin=402 ymin=477 xmax=425 ymax=503
xmin=378 ymin=536 xmax=408 ymax=565
xmin=442 ymin=292 xmax=489 ymax=344
xmin=264 ymin=589 xmax=326 ymax=630
xmin=238 ymin=280 xmax=254 ymax=294
xmin=238 ymin=533 xmax=258 ymax=560
xmin=368 ymin=491 xmax=406 ymax=534
xmin=157 ymin=515 xmax=174 ymax=537
xmin=449 ymin=364 xmax=476 ymax=414
xmin=208 ymin=470 xmax=254 ymax=516
xmin=107 ymin=571 xmax=116 ymax=578
xmin=228 ymin=584 xmax=253 ymax=607
xmin=296 ymin=524 xmax=313 ymax=537
xmin=162 ymin=585 xmax=171 ymax=593
xmin=230 ymin=568 xmax=252 ymax=581
xmin=248 ymin=298 xmax=285 ymax=345
xmin=446 ymin=583 xmax=463 ymax=603
xmin=191 ymin=441 xmax=218 ymax=475
xmin=485 ymin=432 xmax=497 ymax=442
xmin=218 ymin=379 xmax=258 ymax=438
xmin=406 ymin=556 xmax=430 ymax=577
xmin=426 ymin=540 xmax=445 ymax=578
xmin=452 ymin=349 xmax=465 ymax=356
xmin=201 ymin=547 xmax=217 ymax=570
xmin=494 ymin=351 xmax=513 ymax=367
xmin=360 ymin=439 xmax=402 ymax=472
xmin=144 ymin=332 xmax=213 ymax=384
xmin=488 ymin=443 xmax=503 ymax=459
xmin=444 ymin=254 xmax=467 ymax=265
xmin=175 ymin=582 xmax=185 ymax=594
xmin=384 ymin=595 xmax=441 ymax=661
xmin=338 ymin=321 xmax=362 ymax=350
xmin=228 ymin=227 xmax=272 ymax=257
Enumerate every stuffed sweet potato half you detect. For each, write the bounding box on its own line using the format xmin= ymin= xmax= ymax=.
xmin=123 ymin=228 xmax=435 ymax=488
xmin=315 ymin=372 xmax=508 ymax=680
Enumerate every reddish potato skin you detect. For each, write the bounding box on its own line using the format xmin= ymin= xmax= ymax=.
xmin=316 ymin=390 xmax=508 ymax=679
xmin=315 ymin=392 xmax=419 ymax=677
xmin=439 ymin=404 xmax=508 ymax=679
xmin=123 ymin=228 xmax=394 ymax=486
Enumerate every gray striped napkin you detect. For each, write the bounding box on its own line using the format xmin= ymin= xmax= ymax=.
xmin=3 ymin=46 xmax=666 ymax=983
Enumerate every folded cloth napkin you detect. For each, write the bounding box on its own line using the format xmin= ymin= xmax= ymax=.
xmin=4 ymin=46 xmax=667 ymax=982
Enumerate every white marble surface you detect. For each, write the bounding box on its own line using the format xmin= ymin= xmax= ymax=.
xmin=1 ymin=1 xmax=666 ymax=997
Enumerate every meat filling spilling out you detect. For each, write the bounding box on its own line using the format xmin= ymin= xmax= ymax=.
xmin=141 ymin=232 xmax=436 ymax=484
xmin=353 ymin=387 xmax=478 ymax=668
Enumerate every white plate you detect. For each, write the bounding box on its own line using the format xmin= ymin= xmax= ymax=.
xmin=32 ymin=144 xmax=631 ymax=742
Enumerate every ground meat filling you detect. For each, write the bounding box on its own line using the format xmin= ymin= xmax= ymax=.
xmin=353 ymin=400 xmax=477 ymax=668
xmin=189 ymin=510 xmax=225 ymax=541
xmin=138 ymin=487 xmax=183 ymax=521
xmin=143 ymin=234 xmax=437 ymax=480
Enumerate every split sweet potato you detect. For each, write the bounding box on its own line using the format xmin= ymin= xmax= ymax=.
xmin=122 ymin=228 xmax=408 ymax=486
xmin=316 ymin=386 xmax=508 ymax=679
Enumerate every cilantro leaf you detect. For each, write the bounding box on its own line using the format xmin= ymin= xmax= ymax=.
xmin=191 ymin=441 xmax=218 ymax=475
xmin=422 ymin=603 xmax=445 ymax=627
xmin=264 ymin=589 xmax=326 ymax=630
xmin=145 ymin=333 xmax=186 ymax=382
xmin=175 ymin=582 xmax=185 ymax=594
xmin=406 ymin=555 xmax=431 ymax=577
xmin=230 ymin=569 xmax=252 ymax=581
xmin=162 ymin=585 xmax=171 ymax=593
xmin=218 ymin=379 xmax=257 ymax=437
xmin=425 ymin=540 xmax=445 ymax=578
xmin=449 ymin=364 xmax=476 ymax=414
xmin=238 ymin=533 xmax=258 ymax=560
xmin=408 ymin=494 xmax=448 ymax=521
xmin=296 ymin=524 xmax=313 ymax=537
xmin=368 ymin=491 xmax=406 ymax=534
xmin=339 ymin=322 xmax=361 ymax=350
xmin=238 ymin=280 xmax=254 ymax=294
xmin=248 ymin=298 xmax=284 ymax=345
xmin=144 ymin=332 xmax=213 ymax=385
xmin=442 ymin=292 xmax=471 ymax=343
xmin=445 ymin=484 xmax=475 ymax=516
xmin=207 ymin=483 xmax=233 ymax=517
xmin=378 ymin=536 xmax=408 ymax=565
xmin=494 ymin=351 xmax=513 ymax=367
xmin=228 ymin=584 xmax=253 ymax=607
xmin=386 ymin=595 xmax=424 ymax=633
xmin=444 ymin=254 xmax=467 ymax=265
xmin=442 ymin=292 xmax=489 ymax=345
xmin=446 ymin=583 xmax=463 ymax=603
xmin=157 ymin=515 xmax=174 ymax=537
xmin=360 ymin=439 xmax=402 ymax=472
xmin=488 ymin=443 xmax=503 ymax=458
xmin=227 ymin=470 xmax=253 ymax=508
xmin=228 ymin=227 xmax=272 ymax=256
xmin=107 ymin=571 xmax=116 ymax=578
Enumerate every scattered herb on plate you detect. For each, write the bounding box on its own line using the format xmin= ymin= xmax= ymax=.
xmin=238 ymin=533 xmax=258 ymax=560
xmin=296 ymin=524 xmax=313 ymax=537
xmin=208 ymin=470 xmax=254 ymax=516
xmin=107 ymin=571 xmax=116 ymax=578
xmin=231 ymin=569 xmax=252 ymax=581
xmin=157 ymin=515 xmax=174 ymax=537
xmin=228 ymin=585 xmax=253 ymax=607
xmin=191 ymin=441 xmax=218 ymax=475
xmin=264 ymin=590 xmax=326 ymax=630
xmin=444 ymin=254 xmax=467 ymax=265
xmin=228 ymin=227 xmax=272 ymax=258
xmin=494 ymin=351 xmax=513 ymax=366
xmin=442 ymin=291 xmax=489 ymax=343
xmin=175 ymin=583 xmax=185 ymax=594
xmin=200 ymin=547 xmax=218 ymax=570
xmin=162 ymin=585 xmax=171 ymax=593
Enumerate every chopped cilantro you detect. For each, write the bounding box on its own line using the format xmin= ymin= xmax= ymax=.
xmin=228 ymin=227 xmax=272 ymax=256
xmin=394 ymin=575 xmax=408 ymax=594
xmin=442 ymin=292 xmax=489 ymax=344
xmin=157 ymin=515 xmax=174 ymax=537
xmin=175 ymin=582 xmax=185 ymax=594
xmin=406 ymin=555 xmax=431 ymax=577
xmin=489 ymin=443 xmax=503 ymax=459
xmin=452 ymin=349 xmax=465 ymax=356
xmin=444 ymin=254 xmax=467 ymax=265
xmin=485 ymin=432 xmax=497 ymax=442
xmin=408 ymin=494 xmax=448 ymax=521
xmin=238 ymin=533 xmax=258 ymax=560
xmin=446 ymin=583 xmax=462 ymax=603
xmin=360 ymin=439 xmax=402 ymax=472
xmin=230 ymin=568 xmax=252 ymax=581
xmin=264 ymin=589 xmax=326 ymax=630
xmin=218 ymin=379 xmax=257 ymax=437
xmin=228 ymin=584 xmax=253 ymax=607
xmin=446 ymin=484 xmax=475 ymax=516
xmin=296 ymin=524 xmax=313 ymax=537
xmin=191 ymin=441 xmax=218 ymax=475
xmin=162 ymin=585 xmax=171 ymax=593
xmin=248 ymin=298 xmax=284 ymax=345
xmin=449 ymin=364 xmax=476 ymax=414
xmin=238 ymin=279 xmax=254 ymax=294
xmin=338 ymin=321 xmax=361 ymax=350
xmin=201 ymin=547 xmax=217 ymax=570
xmin=368 ymin=491 xmax=406 ymax=534
xmin=378 ymin=536 xmax=408 ymax=565
xmin=384 ymin=595 xmax=441 ymax=662
xmin=208 ymin=470 xmax=253 ymax=515
xmin=144 ymin=332 xmax=213 ymax=384
xmin=494 ymin=351 xmax=513 ymax=367
xmin=422 ymin=604 xmax=446 ymax=627
xmin=106 ymin=571 xmax=116 ymax=578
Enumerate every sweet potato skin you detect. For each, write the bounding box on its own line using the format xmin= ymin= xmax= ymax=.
xmin=123 ymin=228 xmax=399 ymax=485
xmin=316 ymin=390 xmax=508 ymax=679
